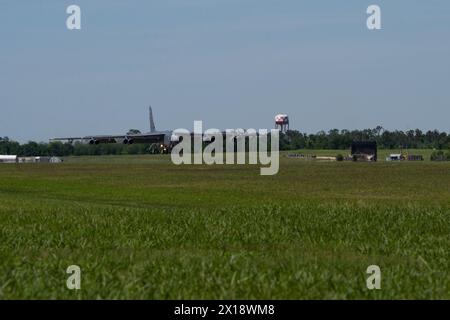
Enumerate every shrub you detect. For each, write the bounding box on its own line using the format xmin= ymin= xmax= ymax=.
xmin=430 ymin=150 xmax=450 ymax=161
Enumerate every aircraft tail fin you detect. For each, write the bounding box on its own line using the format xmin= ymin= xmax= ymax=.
xmin=149 ymin=105 xmax=156 ymax=132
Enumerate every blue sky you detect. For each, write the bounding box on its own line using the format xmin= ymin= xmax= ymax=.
xmin=0 ymin=0 xmax=449 ymax=142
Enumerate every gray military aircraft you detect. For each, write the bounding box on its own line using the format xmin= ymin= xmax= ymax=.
xmin=50 ymin=106 xmax=177 ymax=153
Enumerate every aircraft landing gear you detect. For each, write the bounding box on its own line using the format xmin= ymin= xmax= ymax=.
xmin=149 ymin=143 xmax=172 ymax=154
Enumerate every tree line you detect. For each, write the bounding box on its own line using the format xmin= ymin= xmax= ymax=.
xmin=280 ymin=127 xmax=450 ymax=150
xmin=1 ymin=127 xmax=450 ymax=156
xmin=0 ymin=137 xmax=152 ymax=156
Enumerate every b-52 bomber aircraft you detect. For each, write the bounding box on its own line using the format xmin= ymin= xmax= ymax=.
xmin=50 ymin=106 xmax=177 ymax=153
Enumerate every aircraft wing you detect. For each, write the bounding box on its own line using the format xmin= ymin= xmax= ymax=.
xmin=50 ymin=132 xmax=167 ymax=145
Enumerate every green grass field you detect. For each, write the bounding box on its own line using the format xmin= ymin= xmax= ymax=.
xmin=0 ymin=151 xmax=449 ymax=299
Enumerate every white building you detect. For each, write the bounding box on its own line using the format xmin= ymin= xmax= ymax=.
xmin=386 ymin=154 xmax=402 ymax=161
xmin=0 ymin=155 xmax=17 ymax=163
xmin=50 ymin=157 xmax=63 ymax=163
xmin=17 ymin=156 xmax=63 ymax=163
xmin=18 ymin=157 xmax=37 ymax=163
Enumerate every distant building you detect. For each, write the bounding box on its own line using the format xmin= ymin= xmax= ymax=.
xmin=0 ymin=155 xmax=17 ymax=163
xmin=17 ymin=157 xmax=37 ymax=163
xmin=35 ymin=157 xmax=51 ymax=163
xmin=385 ymin=153 xmax=424 ymax=161
xmin=315 ymin=156 xmax=337 ymax=161
xmin=50 ymin=157 xmax=63 ymax=163
xmin=351 ymin=141 xmax=377 ymax=162
xmin=386 ymin=154 xmax=402 ymax=161
xmin=407 ymin=155 xmax=423 ymax=161
xmin=16 ymin=156 xmax=63 ymax=163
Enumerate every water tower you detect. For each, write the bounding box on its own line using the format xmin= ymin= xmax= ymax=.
xmin=274 ymin=114 xmax=289 ymax=133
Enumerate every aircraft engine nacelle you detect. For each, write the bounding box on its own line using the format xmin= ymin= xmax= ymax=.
xmin=88 ymin=139 xmax=100 ymax=145
xmin=123 ymin=138 xmax=134 ymax=145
